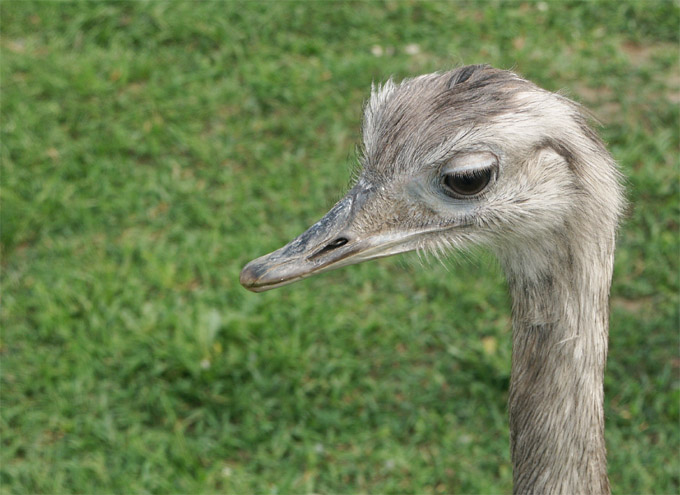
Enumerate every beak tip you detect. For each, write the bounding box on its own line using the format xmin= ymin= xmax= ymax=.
xmin=239 ymin=261 xmax=261 ymax=291
xmin=240 ymin=257 xmax=282 ymax=292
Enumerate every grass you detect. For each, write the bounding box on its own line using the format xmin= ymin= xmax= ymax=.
xmin=1 ymin=1 xmax=678 ymax=493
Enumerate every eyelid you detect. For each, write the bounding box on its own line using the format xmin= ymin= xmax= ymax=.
xmin=441 ymin=151 xmax=498 ymax=175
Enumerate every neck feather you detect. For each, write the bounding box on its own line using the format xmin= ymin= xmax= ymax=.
xmin=499 ymin=223 xmax=615 ymax=495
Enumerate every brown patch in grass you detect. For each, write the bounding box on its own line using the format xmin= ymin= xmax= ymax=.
xmin=612 ymin=295 xmax=655 ymax=314
xmin=621 ymin=40 xmax=680 ymax=103
xmin=571 ymin=40 xmax=679 ymax=124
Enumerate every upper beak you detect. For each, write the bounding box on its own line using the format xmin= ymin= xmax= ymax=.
xmin=240 ymin=185 xmax=422 ymax=292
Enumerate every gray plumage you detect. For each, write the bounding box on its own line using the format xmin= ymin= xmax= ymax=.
xmin=240 ymin=65 xmax=625 ymax=494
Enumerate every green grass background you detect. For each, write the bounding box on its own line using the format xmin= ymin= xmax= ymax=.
xmin=2 ymin=1 xmax=678 ymax=493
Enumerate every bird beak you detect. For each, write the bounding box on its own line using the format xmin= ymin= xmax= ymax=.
xmin=240 ymin=185 xmax=421 ymax=292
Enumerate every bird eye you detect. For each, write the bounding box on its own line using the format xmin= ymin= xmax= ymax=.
xmin=442 ymin=168 xmax=493 ymax=197
xmin=440 ymin=151 xmax=498 ymax=198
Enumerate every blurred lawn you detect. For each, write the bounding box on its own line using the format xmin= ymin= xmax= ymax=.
xmin=1 ymin=2 xmax=678 ymax=494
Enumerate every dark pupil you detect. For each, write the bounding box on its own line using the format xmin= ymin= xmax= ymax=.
xmin=444 ymin=169 xmax=491 ymax=196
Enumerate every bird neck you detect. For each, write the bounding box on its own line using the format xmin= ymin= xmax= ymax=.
xmin=499 ymin=229 xmax=615 ymax=495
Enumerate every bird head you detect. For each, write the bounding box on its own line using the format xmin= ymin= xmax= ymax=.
xmin=240 ymin=65 xmax=623 ymax=292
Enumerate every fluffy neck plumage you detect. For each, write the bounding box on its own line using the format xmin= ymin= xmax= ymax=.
xmin=499 ymin=223 xmax=615 ymax=495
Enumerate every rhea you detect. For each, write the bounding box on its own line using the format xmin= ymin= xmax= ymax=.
xmin=240 ymin=65 xmax=624 ymax=494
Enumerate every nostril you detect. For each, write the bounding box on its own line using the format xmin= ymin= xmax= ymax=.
xmin=326 ymin=237 xmax=348 ymax=249
xmin=309 ymin=237 xmax=349 ymax=260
